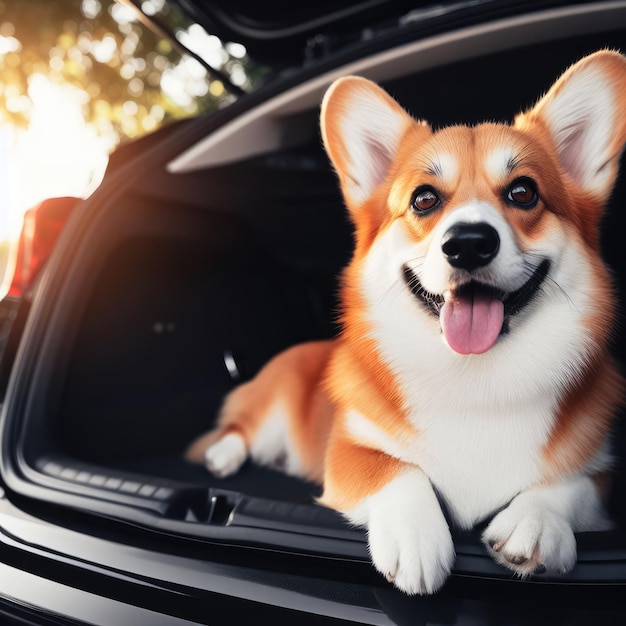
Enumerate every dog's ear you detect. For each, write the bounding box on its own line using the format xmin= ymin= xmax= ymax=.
xmin=517 ymin=50 xmax=626 ymax=201
xmin=321 ymin=76 xmax=422 ymax=206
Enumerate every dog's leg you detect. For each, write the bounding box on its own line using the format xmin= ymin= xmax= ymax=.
xmin=184 ymin=376 xmax=264 ymax=477
xmin=185 ymin=380 xmax=289 ymax=478
xmin=482 ymin=473 xmax=611 ymax=576
xmin=186 ymin=426 xmax=248 ymax=478
xmin=185 ymin=341 xmax=334 ymax=481
xmin=321 ymin=437 xmax=455 ymax=595
xmin=365 ymin=470 xmax=455 ymax=594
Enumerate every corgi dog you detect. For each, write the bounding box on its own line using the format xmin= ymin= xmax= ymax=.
xmin=187 ymin=50 xmax=626 ymax=595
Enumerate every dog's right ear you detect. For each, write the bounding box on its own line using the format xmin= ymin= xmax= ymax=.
xmin=516 ymin=50 xmax=626 ymax=202
xmin=321 ymin=76 xmax=422 ymax=207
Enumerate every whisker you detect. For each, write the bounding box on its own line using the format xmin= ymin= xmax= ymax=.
xmin=401 ymin=261 xmax=444 ymax=316
xmin=545 ymin=275 xmax=576 ymax=310
xmin=382 ymin=255 xmax=427 ymax=307
xmin=523 ymin=252 xmax=576 ymax=311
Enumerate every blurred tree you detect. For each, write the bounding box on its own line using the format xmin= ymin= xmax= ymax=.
xmin=0 ymin=0 xmax=257 ymax=143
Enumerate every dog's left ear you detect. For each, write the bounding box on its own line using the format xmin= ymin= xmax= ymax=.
xmin=517 ymin=50 xmax=626 ymax=201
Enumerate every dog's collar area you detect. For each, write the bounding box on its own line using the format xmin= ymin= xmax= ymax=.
xmin=401 ymin=258 xmax=551 ymax=322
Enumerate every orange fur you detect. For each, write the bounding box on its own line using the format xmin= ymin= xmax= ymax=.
xmin=543 ymin=356 xmax=624 ymax=479
xmin=317 ymin=102 xmax=625 ymax=503
xmin=187 ymin=51 xmax=626 ymax=547
xmin=319 ymin=423 xmax=409 ymax=511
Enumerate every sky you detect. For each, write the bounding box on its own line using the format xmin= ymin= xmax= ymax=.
xmin=0 ymin=73 xmax=114 ymax=240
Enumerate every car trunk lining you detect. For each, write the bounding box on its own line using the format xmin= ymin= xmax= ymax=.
xmin=54 ymin=193 xmax=347 ymax=466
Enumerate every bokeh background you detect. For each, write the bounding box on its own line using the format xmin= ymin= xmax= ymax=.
xmin=0 ymin=0 xmax=258 ymax=278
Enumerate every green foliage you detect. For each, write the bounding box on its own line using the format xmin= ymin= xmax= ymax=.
xmin=0 ymin=0 xmax=257 ymax=142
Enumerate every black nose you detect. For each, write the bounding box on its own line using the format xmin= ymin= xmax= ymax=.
xmin=441 ymin=222 xmax=500 ymax=271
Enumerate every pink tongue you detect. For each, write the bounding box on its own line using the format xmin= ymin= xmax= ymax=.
xmin=440 ymin=294 xmax=504 ymax=355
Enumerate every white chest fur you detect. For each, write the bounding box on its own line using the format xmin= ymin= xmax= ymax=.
xmin=346 ymin=400 xmax=554 ymax=529
xmin=353 ymin=221 xmax=597 ymax=529
xmin=403 ymin=404 xmax=552 ymax=528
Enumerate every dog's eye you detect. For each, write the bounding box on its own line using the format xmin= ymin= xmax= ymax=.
xmin=411 ymin=186 xmax=441 ymax=213
xmin=506 ymin=178 xmax=539 ymax=209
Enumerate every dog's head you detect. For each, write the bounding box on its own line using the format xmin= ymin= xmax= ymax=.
xmin=321 ymin=51 xmax=626 ymax=357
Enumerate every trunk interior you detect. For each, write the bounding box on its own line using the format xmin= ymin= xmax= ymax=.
xmin=54 ymin=157 xmax=347 ymax=503
xmin=9 ymin=26 xmax=626 ymax=565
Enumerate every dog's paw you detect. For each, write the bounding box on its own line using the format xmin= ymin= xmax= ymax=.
xmin=204 ymin=432 xmax=247 ymax=477
xmin=365 ymin=472 xmax=455 ymax=595
xmin=482 ymin=502 xmax=576 ymax=577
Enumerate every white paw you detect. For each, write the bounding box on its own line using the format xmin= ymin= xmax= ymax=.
xmin=363 ymin=472 xmax=455 ymax=595
xmin=204 ymin=432 xmax=247 ymax=477
xmin=483 ymin=502 xmax=576 ymax=576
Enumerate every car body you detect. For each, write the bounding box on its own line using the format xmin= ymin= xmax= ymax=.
xmin=1 ymin=0 xmax=626 ymax=623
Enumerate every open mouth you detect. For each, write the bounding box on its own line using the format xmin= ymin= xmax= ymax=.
xmin=401 ymin=259 xmax=550 ymax=354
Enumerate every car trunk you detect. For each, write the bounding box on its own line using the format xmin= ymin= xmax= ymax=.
xmin=50 ymin=145 xmax=347 ymax=502
xmin=4 ymin=10 xmax=626 ymax=583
